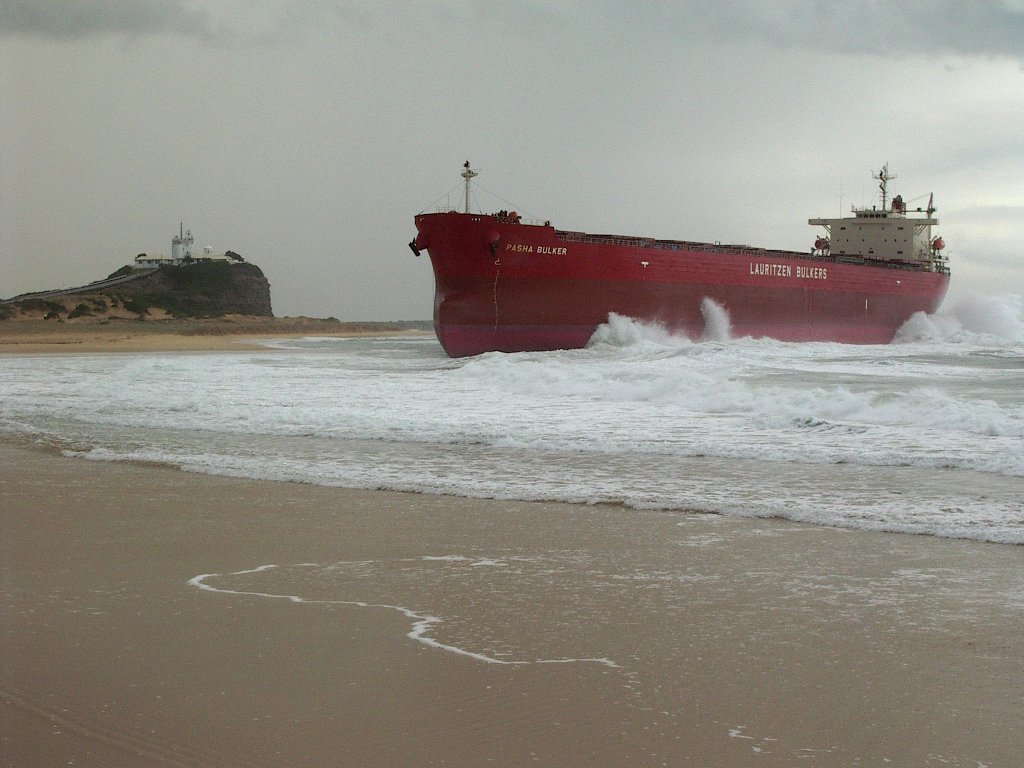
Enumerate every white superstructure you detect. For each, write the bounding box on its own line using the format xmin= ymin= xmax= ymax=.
xmin=809 ymin=164 xmax=947 ymax=272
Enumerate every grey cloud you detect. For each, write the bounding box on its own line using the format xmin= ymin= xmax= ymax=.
xmin=801 ymin=1 xmax=1024 ymax=61
xmin=6 ymin=1 xmax=1024 ymax=63
xmin=0 ymin=0 xmax=215 ymax=39
xmin=657 ymin=1 xmax=1021 ymax=61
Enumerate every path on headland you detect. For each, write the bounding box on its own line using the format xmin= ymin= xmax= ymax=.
xmin=2 ymin=269 xmax=156 ymax=304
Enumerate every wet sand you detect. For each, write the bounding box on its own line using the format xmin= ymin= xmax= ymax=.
xmin=0 ymin=318 xmax=429 ymax=354
xmin=2 ymin=444 xmax=1022 ymax=767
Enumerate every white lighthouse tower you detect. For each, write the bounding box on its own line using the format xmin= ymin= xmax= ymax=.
xmin=171 ymin=222 xmax=194 ymax=263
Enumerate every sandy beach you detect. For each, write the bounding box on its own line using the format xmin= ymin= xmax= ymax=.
xmin=0 ymin=317 xmax=429 ymax=354
xmin=1 ymin=444 xmax=1021 ymax=767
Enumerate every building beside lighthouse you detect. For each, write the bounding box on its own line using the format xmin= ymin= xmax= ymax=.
xmin=133 ymin=223 xmax=245 ymax=269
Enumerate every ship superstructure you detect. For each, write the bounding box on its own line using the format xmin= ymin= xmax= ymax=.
xmin=809 ymin=164 xmax=947 ymax=269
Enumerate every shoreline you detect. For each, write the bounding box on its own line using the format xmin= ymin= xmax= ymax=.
xmin=2 ymin=444 xmax=1022 ymax=766
xmin=0 ymin=316 xmax=432 ymax=353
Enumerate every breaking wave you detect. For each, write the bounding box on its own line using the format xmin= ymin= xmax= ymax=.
xmin=587 ymin=294 xmax=1024 ymax=352
xmin=896 ymin=293 xmax=1024 ymax=344
xmin=700 ymin=298 xmax=732 ymax=342
xmin=587 ymin=298 xmax=733 ymax=349
xmin=586 ymin=313 xmax=692 ymax=350
xmin=2 ymin=295 xmax=1022 ymax=543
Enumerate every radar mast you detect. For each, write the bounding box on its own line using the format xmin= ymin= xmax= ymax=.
xmin=876 ymin=163 xmax=897 ymax=210
xmin=461 ymin=161 xmax=478 ymax=214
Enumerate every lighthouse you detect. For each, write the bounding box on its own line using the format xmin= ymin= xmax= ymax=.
xmin=131 ymin=223 xmax=243 ymax=269
xmin=171 ymin=222 xmax=194 ymax=262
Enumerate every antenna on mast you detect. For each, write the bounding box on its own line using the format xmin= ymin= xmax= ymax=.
xmin=875 ymin=163 xmax=897 ymax=210
xmin=461 ymin=160 xmax=478 ymax=214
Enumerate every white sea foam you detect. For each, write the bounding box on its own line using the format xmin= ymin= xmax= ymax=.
xmin=2 ymin=304 xmax=1022 ymax=544
xmin=189 ymin=563 xmax=618 ymax=668
xmin=896 ymin=293 xmax=1024 ymax=344
xmin=586 ymin=312 xmax=692 ymax=350
xmin=700 ymin=297 xmax=732 ymax=341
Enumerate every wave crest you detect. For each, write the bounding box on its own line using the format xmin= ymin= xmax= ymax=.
xmin=586 ymin=313 xmax=692 ymax=350
xmin=896 ymin=294 xmax=1024 ymax=344
xmin=699 ymin=298 xmax=732 ymax=342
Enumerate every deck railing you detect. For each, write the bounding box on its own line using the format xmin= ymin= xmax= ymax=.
xmin=555 ymin=231 xmax=950 ymax=275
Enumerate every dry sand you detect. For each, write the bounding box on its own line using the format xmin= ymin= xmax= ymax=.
xmin=1 ymin=444 xmax=1022 ymax=767
xmin=0 ymin=318 xmax=429 ymax=354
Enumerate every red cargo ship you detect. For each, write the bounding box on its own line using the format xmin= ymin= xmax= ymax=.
xmin=411 ymin=163 xmax=950 ymax=357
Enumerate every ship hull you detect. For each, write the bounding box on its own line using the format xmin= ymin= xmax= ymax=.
xmin=414 ymin=212 xmax=949 ymax=357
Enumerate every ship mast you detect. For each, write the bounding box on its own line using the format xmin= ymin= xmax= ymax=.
xmin=461 ymin=160 xmax=478 ymax=214
xmin=876 ymin=163 xmax=897 ymax=210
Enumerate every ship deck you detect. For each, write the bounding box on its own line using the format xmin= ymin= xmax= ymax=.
xmin=555 ymin=229 xmax=949 ymax=275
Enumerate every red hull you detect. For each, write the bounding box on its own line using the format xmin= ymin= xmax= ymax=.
xmin=414 ymin=212 xmax=949 ymax=357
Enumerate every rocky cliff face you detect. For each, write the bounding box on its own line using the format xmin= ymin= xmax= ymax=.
xmin=108 ymin=262 xmax=273 ymax=317
xmin=2 ymin=261 xmax=274 ymax=321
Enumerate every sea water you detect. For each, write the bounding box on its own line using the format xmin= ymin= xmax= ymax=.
xmin=2 ymin=295 xmax=1021 ymax=545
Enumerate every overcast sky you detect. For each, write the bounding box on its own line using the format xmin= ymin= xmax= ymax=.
xmin=3 ymin=0 xmax=1022 ymax=319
